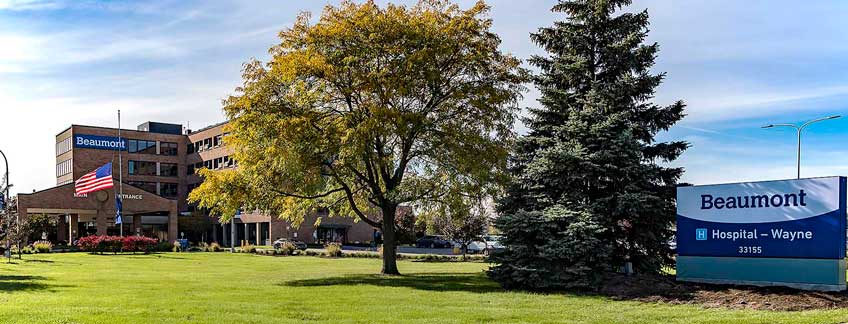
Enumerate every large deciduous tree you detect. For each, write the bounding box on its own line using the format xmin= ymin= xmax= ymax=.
xmin=189 ymin=0 xmax=525 ymax=275
xmin=488 ymin=0 xmax=688 ymax=290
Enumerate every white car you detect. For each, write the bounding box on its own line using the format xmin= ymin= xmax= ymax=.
xmin=452 ymin=240 xmax=487 ymax=254
xmin=482 ymin=235 xmax=504 ymax=253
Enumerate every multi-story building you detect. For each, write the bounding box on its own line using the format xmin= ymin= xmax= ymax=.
xmin=17 ymin=120 xmax=387 ymax=246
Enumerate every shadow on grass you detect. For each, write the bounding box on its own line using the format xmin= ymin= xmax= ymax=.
xmin=282 ymin=272 xmax=502 ymax=293
xmin=87 ymin=253 xmax=188 ymax=260
xmin=0 ymin=275 xmax=54 ymax=292
xmin=23 ymin=259 xmax=55 ymax=264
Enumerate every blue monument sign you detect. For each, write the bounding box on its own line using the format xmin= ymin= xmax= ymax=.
xmin=676 ymin=177 xmax=847 ymax=291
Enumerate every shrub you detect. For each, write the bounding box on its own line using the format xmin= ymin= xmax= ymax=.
xmin=324 ymin=243 xmax=343 ymax=257
xmin=240 ymin=245 xmax=256 ymax=253
xmin=32 ymin=241 xmax=53 ymax=253
xmin=122 ymin=236 xmax=158 ymax=253
xmin=209 ymin=242 xmax=222 ymax=252
xmin=277 ymin=242 xmax=297 ymax=256
xmin=20 ymin=246 xmax=34 ymax=254
xmin=77 ymin=235 xmax=122 ymax=254
xmin=152 ymin=241 xmax=173 ymax=252
xmin=172 ymin=242 xmax=183 ymax=253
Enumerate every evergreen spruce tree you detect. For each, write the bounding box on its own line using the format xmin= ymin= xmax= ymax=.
xmin=489 ymin=0 xmax=688 ymax=290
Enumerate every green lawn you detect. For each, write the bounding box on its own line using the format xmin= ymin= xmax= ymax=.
xmin=0 ymin=253 xmax=845 ymax=324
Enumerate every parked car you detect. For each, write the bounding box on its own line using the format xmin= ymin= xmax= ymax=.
xmin=454 ymin=240 xmax=487 ymax=254
xmin=272 ymin=238 xmax=308 ymax=251
xmin=482 ymin=235 xmax=504 ymax=254
xmin=416 ymin=235 xmax=453 ymax=248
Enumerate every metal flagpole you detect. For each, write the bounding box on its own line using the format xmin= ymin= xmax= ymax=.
xmin=118 ymin=110 xmax=124 ymax=237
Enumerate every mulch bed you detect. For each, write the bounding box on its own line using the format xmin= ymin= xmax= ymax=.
xmin=593 ymin=273 xmax=848 ymax=311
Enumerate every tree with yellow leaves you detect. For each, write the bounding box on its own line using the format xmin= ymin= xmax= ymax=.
xmin=189 ymin=0 xmax=525 ymax=275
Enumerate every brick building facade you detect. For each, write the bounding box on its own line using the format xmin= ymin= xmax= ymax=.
xmin=17 ymin=120 xmax=392 ymax=246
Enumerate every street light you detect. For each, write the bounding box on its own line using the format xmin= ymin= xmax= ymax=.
xmin=762 ymin=115 xmax=841 ymax=179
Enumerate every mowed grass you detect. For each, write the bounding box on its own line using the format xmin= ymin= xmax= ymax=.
xmin=0 ymin=253 xmax=846 ymax=324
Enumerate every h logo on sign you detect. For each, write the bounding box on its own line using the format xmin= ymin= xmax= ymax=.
xmin=695 ymin=228 xmax=708 ymax=241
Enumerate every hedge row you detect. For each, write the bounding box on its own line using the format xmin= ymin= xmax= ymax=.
xmin=77 ymin=235 xmax=162 ymax=254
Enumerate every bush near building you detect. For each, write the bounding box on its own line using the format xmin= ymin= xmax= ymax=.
xmin=77 ymin=235 xmax=158 ymax=254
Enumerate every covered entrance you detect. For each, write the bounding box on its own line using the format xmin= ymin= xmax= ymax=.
xmin=17 ymin=182 xmax=179 ymax=243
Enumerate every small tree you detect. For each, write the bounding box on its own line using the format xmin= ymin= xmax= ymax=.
xmin=422 ymin=195 xmax=490 ymax=257
xmin=189 ymin=0 xmax=525 ymax=275
xmin=0 ymin=197 xmax=25 ymax=259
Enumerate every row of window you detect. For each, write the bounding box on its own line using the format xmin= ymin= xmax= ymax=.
xmin=186 ymin=156 xmax=235 ymax=175
xmin=128 ymin=161 xmax=179 ymax=177
xmin=188 ymin=133 xmax=227 ymax=153
xmin=126 ymin=181 xmax=178 ymax=198
xmin=56 ymin=138 xmax=72 ymax=156
xmin=56 ymin=138 xmax=179 ymax=156
xmin=56 ymin=159 xmax=72 ymax=177
xmin=128 ymin=139 xmax=178 ymax=156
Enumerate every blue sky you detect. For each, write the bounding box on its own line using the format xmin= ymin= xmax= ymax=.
xmin=1 ymin=0 xmax=848 ymax=194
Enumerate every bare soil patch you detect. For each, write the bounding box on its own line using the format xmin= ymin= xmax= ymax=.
xmin=595 ymin=273 xmax=848 ymax=311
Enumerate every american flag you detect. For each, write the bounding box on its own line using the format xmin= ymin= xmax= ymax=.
xmin=75 ymin=162 xmax=114 ymax=196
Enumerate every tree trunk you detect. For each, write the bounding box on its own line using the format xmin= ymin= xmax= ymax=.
xmin=381 ymin=204 xmax=400 ymax=275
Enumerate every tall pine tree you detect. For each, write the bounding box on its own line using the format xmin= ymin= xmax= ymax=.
xmin=489 ymin=0 xmax=688 ymax=290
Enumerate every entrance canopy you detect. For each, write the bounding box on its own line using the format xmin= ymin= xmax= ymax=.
xmin=17 ymin=182 xmax=178 ymax=242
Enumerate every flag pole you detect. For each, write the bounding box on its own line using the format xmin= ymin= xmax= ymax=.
xmin=118 ymin=110 xmax=123 ymax=237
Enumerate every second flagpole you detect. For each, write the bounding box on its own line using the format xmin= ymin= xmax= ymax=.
xmin=118 ymin=109 xmax=123 ymax=237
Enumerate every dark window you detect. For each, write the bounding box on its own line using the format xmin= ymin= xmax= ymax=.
xmin=187 ymin=164 xmax=195 ymax=176
xmin=128 ymin=139 xmax=156 ymax=154
xmin=128 ymin=160 xmax=156 ymax=176
xmin=160 ymin=183 xmax=178 ymax=198
xmin=160 ymin=142 xmax=178 ymax=156
xmin=187 ymin=143 xmax=195 ymax=154
xmin=128 ymin=181 xmax=157 ymax=194
xmin=194 ymin=141 xmax=203 ymax=152
xmin=160 ymin=163 xmax=178 ymax=177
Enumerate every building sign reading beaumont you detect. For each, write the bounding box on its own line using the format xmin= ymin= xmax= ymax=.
xmin=74 ymin=134 xmax=127 ymax=151
xmin=676 ymin=177 xmax=847 ymax=291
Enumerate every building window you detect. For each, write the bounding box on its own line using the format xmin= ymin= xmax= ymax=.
xmin=128 ymin=139 xmax=156 ymax=154
xmin=187 ymin=143 xmax=195 ymax=154
xmin=223 ymin=156 xmax=236 ymax=168
xmin=128 ymin=181 xmax=157 ymax=194
xmin=56 ymin=159 xmax=72 ymax=177
xmin=160 ymin=142 xmax=178 ymax=156
xmin=56 ymin=138 xmax=72 ymax=156
xmin=160 ymin=163 xmax=178 ymax=177
xmin=213 ymin=134 xmax=223 ymax=147
xmin=128 ymin=160 xmax=156 ymax=176
xmin=194 ymin=141 xmax=203 ymax=152
xmin=187 ymin=164 xmax=195 ymax=176
xmin=160 ymin=183 xmax=178 ymax=198
xmin=203 ymin=138 xmax=212 ymax=150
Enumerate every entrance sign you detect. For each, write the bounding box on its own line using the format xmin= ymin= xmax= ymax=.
xmin=677 ymin=177 xmax=847 ymax=291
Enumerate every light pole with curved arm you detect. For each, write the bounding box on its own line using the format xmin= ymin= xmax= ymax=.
xmin=762 ymin=115 xmax=841 ymax=179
